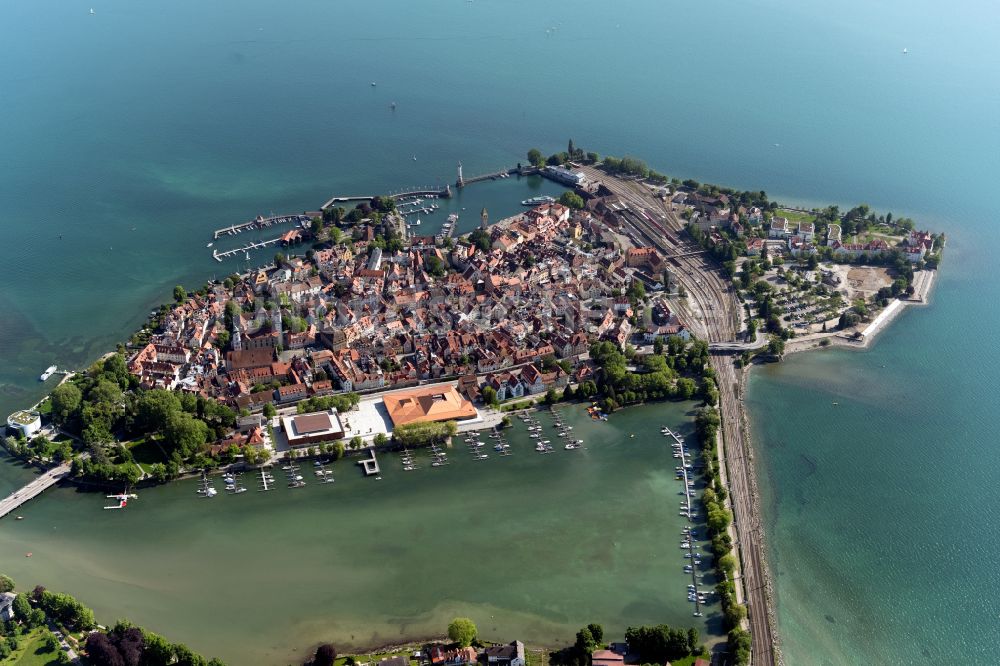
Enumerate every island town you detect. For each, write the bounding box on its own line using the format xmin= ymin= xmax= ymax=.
xmin=2 ymin=151 xmax=943 ymax=666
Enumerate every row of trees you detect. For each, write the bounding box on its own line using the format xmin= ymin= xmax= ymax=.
xmin=586 ymin=339 xmax=713 ymax=411
xmin=85 ymin=620 xmax=225 ymax=666
xmin=391 ymin=420 xmax=458 ymax=448
xmin=694 ymin=405 xmax=750 ymax=663
xmin=295 ymin=392 xmax=361 ymax=415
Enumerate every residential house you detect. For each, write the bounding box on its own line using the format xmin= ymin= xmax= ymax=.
xmin=768 ymin=217 xmax=790 ymax=238
xmin=275 ymin=383 xmax=308 ymax=403
xmin=485 ymin=372 xmax=525 ymax=401
xmin=826 ymin=224 xmax=842 ymax=245
xmin=483 ymin=642 xmax=525 ymax=666
xmin=0 ymin=592 xmax=16 ymax=621
xmin=591 ymin=651 xmax=624 ymax=666
xmin=797 ymin=221 xmax=815 ymax=242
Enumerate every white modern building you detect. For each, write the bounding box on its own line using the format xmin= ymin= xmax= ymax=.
xmin=7 ymin=410 xmax=41 ymax=438
xmin=543 ymin=165 xmax=585 ymax=186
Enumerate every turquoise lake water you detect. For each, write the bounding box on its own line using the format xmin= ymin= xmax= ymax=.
xmin=2 ymin=0 xmax=999 ymax=663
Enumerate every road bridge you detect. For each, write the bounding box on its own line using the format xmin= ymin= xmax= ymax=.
xmin=0 ymin=463 xmax=72 ymax=520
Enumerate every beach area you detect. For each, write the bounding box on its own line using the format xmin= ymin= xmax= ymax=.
xmin=782 ymin=269 xmax=937 ymax=356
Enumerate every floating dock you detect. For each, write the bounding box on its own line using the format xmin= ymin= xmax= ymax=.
xmin=212 ymin=235 xmax=290 ymax=262
xmin=664 ymin=425 xmax=704 ymax=616
xmin=358 ymin=449 xmax=380 ymax=476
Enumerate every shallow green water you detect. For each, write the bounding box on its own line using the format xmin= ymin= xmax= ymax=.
xmin=2 ymin=0 xmax=999 ymax=663
xmin=0 ymin=403 xmax=718 ymax=663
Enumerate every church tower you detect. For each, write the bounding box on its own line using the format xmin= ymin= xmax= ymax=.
xmin=480 ymin=207 xmax=489 ymax=229
xmin=271 ymin=304 xmax=283 ymax=347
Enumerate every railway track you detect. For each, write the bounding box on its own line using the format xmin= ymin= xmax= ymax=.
xmin=582 ymin=167 xmax=779 ymax=665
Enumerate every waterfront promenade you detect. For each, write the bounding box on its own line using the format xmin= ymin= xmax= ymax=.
xmin=0 ymin=462 xmax=71 ymax=520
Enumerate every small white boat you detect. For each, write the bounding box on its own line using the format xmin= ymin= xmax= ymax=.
xmin=206 ymin=242 xmax=213 ymax=248
xmin=90 ymin=7 xmax=95 ymax=14
xmin=40 ymin=365 xmax=57 ymax=381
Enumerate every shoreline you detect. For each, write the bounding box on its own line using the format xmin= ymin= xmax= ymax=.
xmin=5 ymin=164 xmax=944 ymax=666
xmin=781 ymin=268 xmax=937 ymax=357
xmin=729 ymin=270 xmax=938 ymax=665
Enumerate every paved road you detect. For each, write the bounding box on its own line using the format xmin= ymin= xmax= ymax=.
xmin=0 ymin=463 xmax=72 ymax=520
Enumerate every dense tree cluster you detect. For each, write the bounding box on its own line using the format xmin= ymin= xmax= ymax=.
xmin=28 ymin=356 xmax=242 ymax=484
xmin=392 ymin=420 xmax=458 ymax=448
xmin=587 ymin=338 xmax=711 ymax=411
xmin=559 ymin=191 xmax=584 ymax=209
xmin=469 ymin=228 xmax=492 ymax=253
xmin=693 ymin=404 xmax=749 ymax=646
xmin=84 ymin=620 xmax=225 ymax=666
xmin=624 ymin=624 xmax=700 ymax=663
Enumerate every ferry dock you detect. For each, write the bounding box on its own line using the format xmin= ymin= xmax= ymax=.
xmin=0 ymin=463 xmax=72 ymax=520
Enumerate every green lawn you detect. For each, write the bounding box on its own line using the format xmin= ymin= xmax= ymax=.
xmin=127 ymin=437 xmax=169 ymax=469
xmin=2 ymin=628 xmax=63 ymax=666
xmin=666 ymin=655 xmax=706 ymax=666
xmin=776 ymin=208 xmax=815 ymax=225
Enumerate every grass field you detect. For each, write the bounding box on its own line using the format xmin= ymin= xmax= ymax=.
xmin=776 ymin=208 xmax=816 ymax=225
xmin=1 ymin=628 xmax=63 ymax=666
xmin=127 ymin=437 xmax=169 ymax=471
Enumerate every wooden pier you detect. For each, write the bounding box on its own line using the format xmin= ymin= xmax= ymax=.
xmin=213 ymin=214 xmax=309 ymax=240
xmin=212 ymin=227 xmax=305 ymax=262
xmin=664 ymin=425 xmax=705 ymax=617
xmin=357 ymin=448 xmax=380 ymax=476
xmin=0 ymin=463 xmax=71 ymax=520
xmin=258 ymin=467 xmax=272 ymax=491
